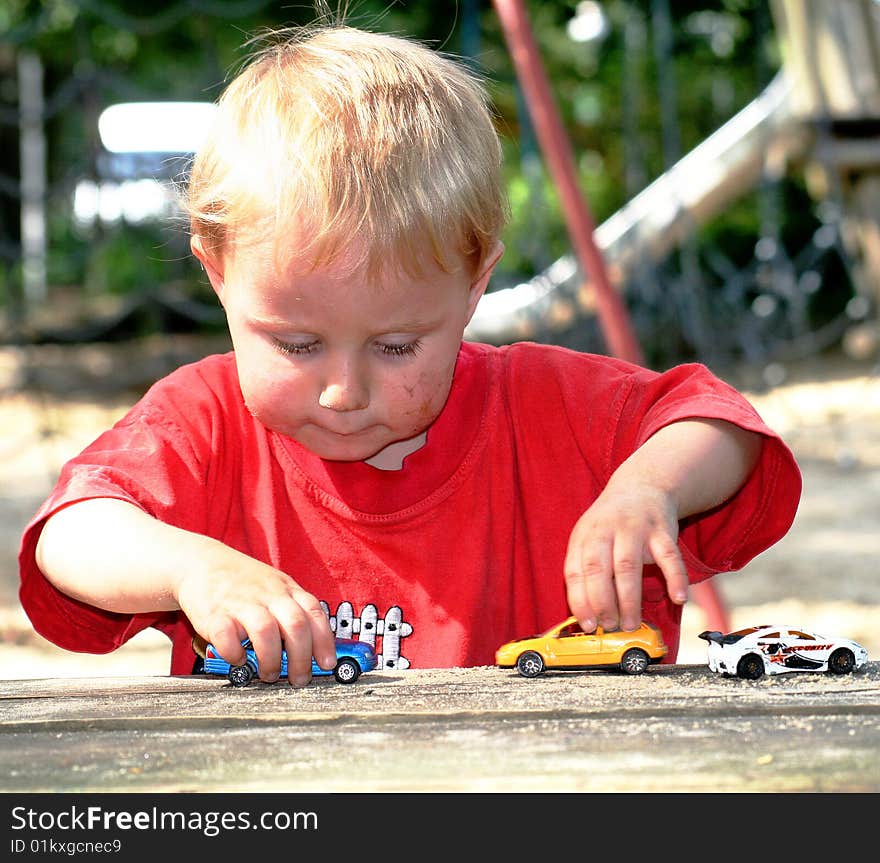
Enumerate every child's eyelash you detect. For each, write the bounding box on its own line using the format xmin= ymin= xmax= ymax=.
xmin=273 ymin=339 xmax=319 ymax=355
xmin=378 ymin=341 xmax=422 ymax=357
xmin=272 ymin=339 xmax=421 ymax=358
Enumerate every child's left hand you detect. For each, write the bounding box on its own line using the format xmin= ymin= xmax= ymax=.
xmin=563 ymin=476 xmax=689 ymax=633
xmin=561 ymin=418 xmax=763 ymax=634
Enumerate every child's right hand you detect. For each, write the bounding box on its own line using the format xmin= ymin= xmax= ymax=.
xmin=174 ymin=554 xmax=338 ymax=687
xmin=36 ymin=498 xmax=336 ymax=686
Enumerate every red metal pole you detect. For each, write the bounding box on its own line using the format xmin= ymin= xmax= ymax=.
xmin=492 ymin=0 xmax=644 ymax=365
xmin=690 ymin=581 xmax=731 ymax=636
xmin=491 ymin=0 xmax=730 ymax=634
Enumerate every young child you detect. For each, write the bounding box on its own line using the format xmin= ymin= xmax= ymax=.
xmin=19 ymin=23 xmax=801 ymax=685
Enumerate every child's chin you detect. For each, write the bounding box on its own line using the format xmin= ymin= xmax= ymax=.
xmin=297 ymin=433 xmax=387 ymax=464
xmin=304 ymin=444 xmax=374 ymax=463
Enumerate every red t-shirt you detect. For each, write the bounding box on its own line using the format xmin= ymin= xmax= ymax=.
xmin=18 ymin=341 xmax=801 ymax=673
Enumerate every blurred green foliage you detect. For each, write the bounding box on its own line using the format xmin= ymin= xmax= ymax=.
xmin=2 ymin=0 xmax=846 ymax=361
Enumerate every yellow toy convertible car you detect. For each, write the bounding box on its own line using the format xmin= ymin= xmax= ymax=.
xmin=496 ymin=616 xmax=667 ymax=677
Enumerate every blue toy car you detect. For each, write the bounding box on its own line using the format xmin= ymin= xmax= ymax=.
xmin=204 ymin=638 xmax=378 ymax=686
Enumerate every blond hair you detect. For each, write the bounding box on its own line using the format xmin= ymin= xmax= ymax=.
xmin=182 ymin=24 xmax=507 ymax=277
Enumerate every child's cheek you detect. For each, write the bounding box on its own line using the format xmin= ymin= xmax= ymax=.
xmin=242 ymin=370 xmax=310 ymax=433
xmin=397 ymin=369 xmax=453 ymax=425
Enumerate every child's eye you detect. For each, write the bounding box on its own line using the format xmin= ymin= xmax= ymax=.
xmin=273 ymin=338 xmax=320 ymax=356
xmin=377 ymin=340 xmax=421 ymax=358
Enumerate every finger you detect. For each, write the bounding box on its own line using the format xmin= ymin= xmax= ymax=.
xmin=271 ymin=593 xmax=331 ymax=683
xmin=278 ymin=590 xmax=334 ymax=675
xmin=563 ymin=538 xmax=595 ymax=631
xmin=612 ymin=536 xmax=644 ymax=631
xmin=647 ymin=533 xmax=689 ymax=605
xmin=585 ymin=543 xmax=620 ymax=632
xmin=276 ymin=608 xmax=319 ymax=687
xmin=204 ymin=618 xmax=248 ymax=667
xmin=237 ymin=614 xmax=283 ymax=683
xmin=299 ymin=600 xmax=336 ymax=670
xmin=565 ymin=538 xmax=615 ymax=632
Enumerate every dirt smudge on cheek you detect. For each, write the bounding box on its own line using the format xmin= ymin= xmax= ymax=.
xmin=401 ymin=394 xmax=433 ymax=420
xmin=403 ymin=375 xmax=448 ymax=421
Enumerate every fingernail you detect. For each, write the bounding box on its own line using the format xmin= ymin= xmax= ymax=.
xmin=293 ymin=674 xmax=311 ymax=688
xmin=581 ymin=618 xmax=596 ymax=632
xmin=265 ymin=672 xmax=279 ymax=683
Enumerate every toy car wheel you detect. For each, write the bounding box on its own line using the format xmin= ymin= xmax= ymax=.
xmin=228 ymin=662 xmax=256 ymax=687
xmin=828 ymin=648 xmax=856 ymax=675
xmin=516 ymin=651 xmax=545 ymax=678
xmin=736 ymin=653 xmax=765 ymax=680
xmin=620 ymin=648 xmax=649 ymax=675
xmin=334 ymin=657 xmax=361 ymax=684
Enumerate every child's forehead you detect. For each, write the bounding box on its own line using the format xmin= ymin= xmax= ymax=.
xmin=235 ymin=240 xmax=470 ymax=331
xmin=231 ymin=223 xmax=466 ymax=287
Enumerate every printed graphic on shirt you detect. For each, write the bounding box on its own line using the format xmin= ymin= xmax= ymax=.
xmin=321 ymin=600 xmax=413 ymax=670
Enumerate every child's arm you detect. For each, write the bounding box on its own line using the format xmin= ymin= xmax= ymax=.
xmin=563 ymin=418 xmax=763 ymax=633
xmin=35 ymin=498 xmax=337 ymax=686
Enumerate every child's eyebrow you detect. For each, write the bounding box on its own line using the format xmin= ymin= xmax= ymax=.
xmin=248 ymin=313 xmax=438 ymax=333
xmin=248 ymin=313 xmax=304 ymax=330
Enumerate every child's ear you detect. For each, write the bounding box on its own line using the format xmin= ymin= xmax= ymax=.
xmin=465 ymin=240 xmax=504 ymax=324
xmin=190 ymin=235 xmax=227 ymax=304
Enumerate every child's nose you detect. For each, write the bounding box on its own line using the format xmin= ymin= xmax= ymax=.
xmin=318 ymin=359 xmax=369 ymax=412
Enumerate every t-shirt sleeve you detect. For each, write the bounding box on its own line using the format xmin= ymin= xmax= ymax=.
xmin=610 ymin=362 xmax=802 ymax=593
xmin=18 ymin=368 xmax=220 ymax=655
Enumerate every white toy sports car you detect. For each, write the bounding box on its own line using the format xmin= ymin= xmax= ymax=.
xmin=699 ymin=624 xmax=869 ymax=680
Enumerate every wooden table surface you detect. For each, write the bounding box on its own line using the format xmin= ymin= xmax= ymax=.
xmin=2 ymin=663 xmax=879 ymax=793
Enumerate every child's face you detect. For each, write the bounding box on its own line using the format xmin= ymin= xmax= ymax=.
xmin=196 ymin=235 xmax=501 ymax=464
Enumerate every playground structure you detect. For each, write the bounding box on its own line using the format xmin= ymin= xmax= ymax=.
xmin=469 ymin=0 xmax=880 ymax=361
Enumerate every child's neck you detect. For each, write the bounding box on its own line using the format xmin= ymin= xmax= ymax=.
xmin=365 ymin=431 xmax=428 ymax=471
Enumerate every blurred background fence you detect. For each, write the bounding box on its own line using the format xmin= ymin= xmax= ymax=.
xmin=1 ymin=0 xmax=880 ymax=388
